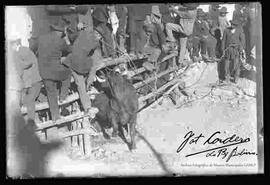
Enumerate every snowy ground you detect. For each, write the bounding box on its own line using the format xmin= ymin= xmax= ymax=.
xmin=44 ymin=63 xmax=258 ymax=177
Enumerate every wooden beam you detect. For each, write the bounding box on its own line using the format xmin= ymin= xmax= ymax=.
xmin=138 ymin=77 xmax=183 ymax=103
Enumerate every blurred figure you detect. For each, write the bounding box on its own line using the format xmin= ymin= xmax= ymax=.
xmin=222 ymin=18 xmax=246 ymax=83
xmin=6 ymin=38 xmax=62 ymax=178
xmin=10 ymin=38 xmax=42 ymax=125
xmin=209 ymin=3 xmax=220 ymax=29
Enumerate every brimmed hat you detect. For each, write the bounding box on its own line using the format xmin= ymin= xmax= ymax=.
xmin=212 ymin=3 xmax=221 ymax=8
xmin=151 ymin=5 xmax=162 ymax=18
xmin=182 ymin=3 xmax=199 ymax=10
xmin=197 ymin=8 xmax=205 ymax=17
xmin=50 ymin=23 xmax=65 ymax=32
xmin=220 ymin=7 xmax=228 ymax=14
xmin=230 ymin=18 xmax=241 ymax=26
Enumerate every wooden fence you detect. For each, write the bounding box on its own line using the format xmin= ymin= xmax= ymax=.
xmin=21 ymin=52 xmax=180 ymax=156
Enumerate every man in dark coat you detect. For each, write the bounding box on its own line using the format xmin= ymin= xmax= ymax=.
xmin=37 ymin=24 xmax=72 ymax=122
xmin=222 ymin=18 xmax=246 ymax=83
xmin=92 ymin=5 xmax=116 ymax=58
xmin=64 ymin=21 xmax=102 ymax=115
xmin=127 ymin=4 xmax=152 ymax=58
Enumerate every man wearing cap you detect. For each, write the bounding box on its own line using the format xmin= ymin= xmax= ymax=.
xmin=37 ymin=24 xmax=72 ymax=122
xmin=10 ymin=38 xmax=42 ymax=125
xmin=166 ymin=3 xmax=198 ymax=65
xmin=221 ymin=18 xmax=246 ymax=83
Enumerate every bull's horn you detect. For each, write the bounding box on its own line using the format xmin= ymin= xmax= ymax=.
xmin=95 ymin=75 xmax=106 ymax=82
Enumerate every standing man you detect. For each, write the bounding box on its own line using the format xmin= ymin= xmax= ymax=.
xmin=37 ymin=24 xmax=72 ymax=122
xmin=166 ymin=3 xmax=198 ymax=66
xmin=222 ymin=18 xmax=246 ymax=83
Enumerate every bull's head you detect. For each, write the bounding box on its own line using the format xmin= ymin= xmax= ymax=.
xmin=95 ymin=69 xmax=126 ymax=99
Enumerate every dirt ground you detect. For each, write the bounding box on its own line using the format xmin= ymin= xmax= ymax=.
xmin=44 ymin=63 xmax=258 ymax=177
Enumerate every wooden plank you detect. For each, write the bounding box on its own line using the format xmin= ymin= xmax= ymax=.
xmin=21 ymin=93 xmax=80 ymax=114
xmin=138 ymin=77 xmax=183 ymax=103
xmin=59 ymin=128 xmax=100 ymax=138
xmin=35 ymin=112 xmax=89 ymax=131
xmin=134 ymin=66 xmax=178 ymax=89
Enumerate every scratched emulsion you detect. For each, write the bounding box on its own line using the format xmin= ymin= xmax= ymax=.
xmin=45 ymin=63 xmax=258 ymax=176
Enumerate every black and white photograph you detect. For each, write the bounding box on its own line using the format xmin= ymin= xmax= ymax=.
xmin=5 ymin=2 xmax=263 ymax=178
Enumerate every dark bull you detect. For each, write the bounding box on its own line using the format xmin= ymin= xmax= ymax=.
xmin=92 ymin=70 xmax=138 ymax=151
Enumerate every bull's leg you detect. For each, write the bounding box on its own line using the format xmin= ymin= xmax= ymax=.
xmin=129 ymin=115 xmax=137 ymax=150
xmin=118 ymin=125 xmax=130 ymax=150
xmin=111 ymin=113 xmax=119 ymax=137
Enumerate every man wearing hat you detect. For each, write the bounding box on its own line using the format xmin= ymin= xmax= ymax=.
xmin=37 ymin=23 xmax=72 ymax=122
xmin=166 ymin=3 xmax=198 ymax=65
xmin=221 ymin=18 xmax=246 ymax=83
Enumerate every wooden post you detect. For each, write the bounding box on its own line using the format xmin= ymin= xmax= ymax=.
xmin=82 ymin=117 xmax=92 ymax=156
xmin=77 ymin=120 xmax=84 ymax=155
xmin=71 ymin=120 xmax=78 ymax=147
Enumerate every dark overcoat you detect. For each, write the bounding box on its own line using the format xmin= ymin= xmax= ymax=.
xmin=37 ymin=32 xmax=71 ymax=81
